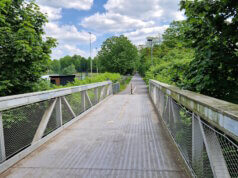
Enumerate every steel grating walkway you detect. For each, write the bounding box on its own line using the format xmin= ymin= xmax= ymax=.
xmin=1 ymin=75 xmax=188 ymax=178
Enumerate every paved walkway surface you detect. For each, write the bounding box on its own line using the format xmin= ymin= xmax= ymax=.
xmin=1 ymin=75 xmax=188 ymax=178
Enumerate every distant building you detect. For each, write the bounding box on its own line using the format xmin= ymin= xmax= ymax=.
xmin=50 ymin=75 xmax=75 ymax=86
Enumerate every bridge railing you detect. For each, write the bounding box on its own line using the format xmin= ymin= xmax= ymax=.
xmin=112 ymin=82 xmax=120 ymax=94
xmin=150 ymin=79 xmax=238 ymax=178
xmin=0 ymin=81 xmax=112 ymax=172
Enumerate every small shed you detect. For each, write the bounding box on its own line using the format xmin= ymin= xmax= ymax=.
xmin=50 ymin=75 xmax=75 ymax=86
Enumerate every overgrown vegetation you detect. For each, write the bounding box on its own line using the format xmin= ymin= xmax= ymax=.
xmin=0 ymin=0 xmax=57 ymax=96
xmin=49 ymin=55 xmax=99 ymax=75
xmin=139 ymin=0 xmax=238 ymax=103
xmin=140 ymin=21 xmax=195 ymax=86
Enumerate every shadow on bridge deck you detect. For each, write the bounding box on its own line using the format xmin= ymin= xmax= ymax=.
xmin=1 ymin=75 xmax=189 ymax=178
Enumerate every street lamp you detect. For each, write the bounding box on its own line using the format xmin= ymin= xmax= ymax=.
xmin=89 ymin=32 xmax=92 ymax=76
xmin=95 ymin=47 xmax=98 ymax=74
xmin=147 ymin=37 xmax=153 ymax=65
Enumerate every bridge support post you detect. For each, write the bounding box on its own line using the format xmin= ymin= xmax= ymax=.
xmin=198 ymin=117 xmax=230 ymax=178
xmin=154 ymin=87 xmax=158 ymax=105
xmin=107 ymin=84 xmax=110 ymax=96
xmin=56 ymin=97 xmax=62 ymax=127
xmin=0 ymin=112 xmax=6 ymax=163
xmin=81 ymin=91 xmax=86 ymax=111
xmin=99 ymin=86 xmax=105 ymax=101
xmin=94 ymin=88 xmax=98 ymax=104
xmin=192 ymin=113 xmax=203 ymax=175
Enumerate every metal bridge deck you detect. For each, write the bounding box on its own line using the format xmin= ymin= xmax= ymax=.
xmin=1 ymin=75 xmax=188 ymax=178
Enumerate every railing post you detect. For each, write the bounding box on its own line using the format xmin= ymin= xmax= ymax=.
xmin=56 ymin=97 xmax=62 ymax=127
xmin=99 ymin=86 xmax=105 ymax=101
xmin=149 ymin=81 xmax=151 ymax=96
xmin=0 ymin=112 xmax=6 ymax=163
xmin=153 ymin=86 xmax=157 ymax=105
xmin=81 ymin=91 xmax=86 ymax=111
xmin=107 ymin=84 xmax=110 ymax=96
xmin=110 ymin=83 xmax=113 ymax=95
xmin=192 ymin=113 xmax=203 ymax=175
xmin=94 ymin=87 xmax=99 ymax=104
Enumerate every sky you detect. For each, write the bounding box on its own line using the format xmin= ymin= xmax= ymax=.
xmin=36 ymin=0 xmax=185 ymax=59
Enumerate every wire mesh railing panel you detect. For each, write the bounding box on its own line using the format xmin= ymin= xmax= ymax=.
xmin=65 ymin=92 xmax=83 ymax=116
xmin=169 ymin=99 xmax=192 ymax=165
xmin=62 ymin=97 xmax=75 ymax=124
xmin=2 ymin=99 xmax=54 ymax=158
xmin=87 ymin=89 xmax=96 ymax=107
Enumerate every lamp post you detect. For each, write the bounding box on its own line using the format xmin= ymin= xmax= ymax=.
xmin=95 ymin=47 xmax=98 ymax=74
xmin=147 ymin=37 xmax=153 ymax=65
xmin=89 ymin=32 xmax=92 ymax=76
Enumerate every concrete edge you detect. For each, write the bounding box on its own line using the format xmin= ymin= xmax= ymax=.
xmin=0 ymin=94 xmax=113 ymax=175
xmin=149 ymin=94 xmax=195 ymax=178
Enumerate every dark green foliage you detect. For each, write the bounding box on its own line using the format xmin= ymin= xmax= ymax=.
xmin=49 ymin=55 xmax=96 ymax=75
xmin=0 ymin=0 xmax=57 ymax=96
xmin=98 ymin=35 xmax=139 ymax=75
xmin=62 ymin=64 xmax=77 ymax=75
xmin=180 ymin=0 xmax=238 ymax=100
xmin=141 ymin=21 xmax=195 ymax=85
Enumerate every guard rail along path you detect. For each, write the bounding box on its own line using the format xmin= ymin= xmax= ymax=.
xmin=149 ymin=79 xmax=238 ymax=178
xmin=0 ymin=81 xmax=113 ymax=173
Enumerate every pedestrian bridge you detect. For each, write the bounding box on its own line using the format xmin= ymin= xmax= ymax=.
xmin=0 ymin=75 xmax=237 ymax=178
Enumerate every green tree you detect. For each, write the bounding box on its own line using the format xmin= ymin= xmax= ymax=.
xmin=62 ymin=64 xmax=76 ymax=75
xmin=0 ymin=0 xmax=57 ymax=96
xmin=50 ymin=60 xmax=61 ymax=74
xmin=180 ymin=0 xmax=238 ymax=100
xmin=98 ymin=35 xmax=139 ymax=75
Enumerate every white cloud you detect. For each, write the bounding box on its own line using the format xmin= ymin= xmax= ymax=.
xmin=81 ymin=12 xmax=154 ymax=33
xmin=37 ymin=0 xmax=93 ymax=10
xmin=45 ymin=22 xmax=96 ymax=44
xmin=81 ymin=0 xmax=185 ymax=36
xmin=39 ymin=5 xmax=62 ymax=21
xmin=124 ymin=25 xmax=169 ymax=45
xmin=51 ymin=44 xmax=88 ymax=59
xmin=44 ymin=22 xmax=96 ymax=59
xmin=104 ymin=0 xmax=163 ymax=20
xmin=104 ymin=0 xmax=184 ymax=22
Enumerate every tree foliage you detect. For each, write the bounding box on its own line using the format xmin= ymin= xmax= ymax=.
xmin=49 ymin=55 xmax=99 ymax=75
xmin=0 ymin=0 xmax=57 ymax=96
xmin=140 ymin=21 xmax=195 ymax=86
xmin=180 ymin=0 xmax=238 ymax=99
xmin=98 ymin=35 xmax=139 ymax=75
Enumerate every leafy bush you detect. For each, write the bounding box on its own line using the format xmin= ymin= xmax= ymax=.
xmin=145 ymin=48 xmax=194 ymax=86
